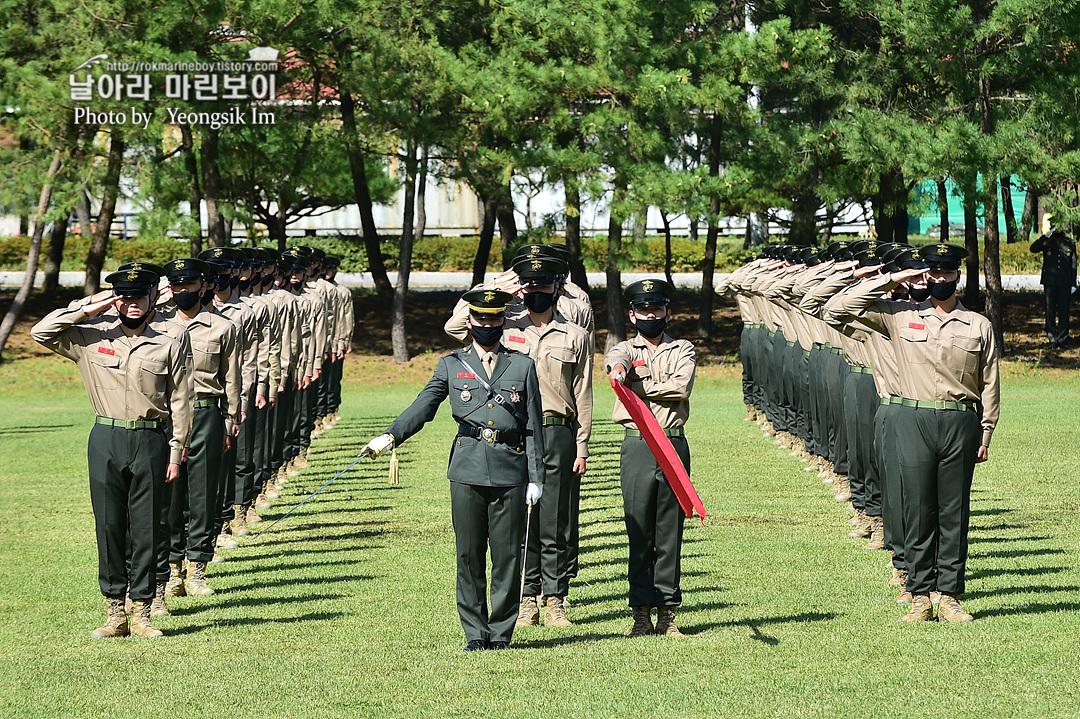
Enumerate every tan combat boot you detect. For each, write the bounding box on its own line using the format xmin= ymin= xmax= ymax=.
xmin=901 ymin=593 xmax=934 ymax=621
xmin=184 ymin=560 xmax=216 ymax=596
xmin=286 ymin=458 xmax=300 ymax=477
xmin=516 ymin=596 xmax=540 ymax=627
xmin=130 ymin=599 xmax=164 ymax=638
xmin=311 ymin=418 xmax=324 ymax=438
xmin=230 ymin=504 xmax=251 ymax=536
xmin=216 ymin=531 xmax=239 ymax=550
xmin=90 ymin=596 xmax=129 ymax=639
xmin=938 ymin=593 xmax=973 ymax=622
xmin=889 ymin=568 xmax=908 ymax=587
xmin=150 ymin=581 xmax=169 ymax=617
xmin=629 ymin=606 xmax=654 ymax=637
xmin=255 ymin=493 xmax=272 ymax=511
xmin=294 ymin=447 xmax=310 ymax=469
xmin=265 ymin=485 xmax=281 ymax=500
xmin=763 ymin=422 xmax=776 ymax=437
xmin=654 ymin=606 xmax=685 ymax=637
xmin=864 ymin=516 xmax=885 ymax=550
xmin=895 ymin=590 xmax=913 ymax=604
xmin=849 ymin=510 xmax=871 ymax=538
xmin=744 ymin=405 xmax=755 ymax=421
xmin=165 ymin=561 xmax=186 ymax=597
xmin=246 ymin=503 xmax=263 ymax=525
xmin=834 ymin=475 xmax=852 ymax=503
xmin=544 ymin=596 xmax=572 ymax=627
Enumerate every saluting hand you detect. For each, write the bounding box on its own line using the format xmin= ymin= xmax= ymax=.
xmin=85 ymin=290 xmax=118 ymax=317
xmin=890 ymin=268 xmax=926 ymax=284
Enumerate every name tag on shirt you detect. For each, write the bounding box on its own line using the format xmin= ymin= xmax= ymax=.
xmin=632 ymin=360 xmax=647 ymax=367
xmin=908 ymin=323 xmax=926 ymax=330
xmin=97 ymin=347 xmax=116 ymax=356
xmin=508 ymin=335 xmax=526 ymax=343
xmin=457 ymin=372 xmax=476 ymax=379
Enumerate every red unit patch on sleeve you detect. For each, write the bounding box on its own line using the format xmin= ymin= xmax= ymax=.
xmin=508 ymin=335 xmax=526 ymax=343
xmin=97 ymin=347 xmax=116 ymax=355
xmin=457 ymin=372 xmax=476 ymax=379
xmin=631 ymin=359 xmax=647 ymax=367
xmin=908 ymin=322 xmax=925 ymax=330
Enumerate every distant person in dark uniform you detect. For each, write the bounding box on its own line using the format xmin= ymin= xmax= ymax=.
xmin=1030 ymin=227 xmax=1077 ymax=349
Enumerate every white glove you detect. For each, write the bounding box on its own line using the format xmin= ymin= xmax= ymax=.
xmin=360 ymin=433 xmax=394 ymax=458
xmin=526 ymin=482 xmax=543 ymax=506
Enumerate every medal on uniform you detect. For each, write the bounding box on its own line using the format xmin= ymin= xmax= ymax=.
xmin=510 ymin=391 xmax=520 ymax=403
xmin=460 ymin=388 xmax=472 ymax=402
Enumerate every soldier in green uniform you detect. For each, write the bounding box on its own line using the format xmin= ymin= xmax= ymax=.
xmin=829 ymin=243 xmax=1000 ymax=622
xmin=605 ymin=279 xmax=696 ymax=638
xmin=32 ymin=269 xmax=192 ymax=639
xmin=361 ymin=289 xmax=545 ymax=651
xmin=1030 ymin=227 xmax=1077 ymax=349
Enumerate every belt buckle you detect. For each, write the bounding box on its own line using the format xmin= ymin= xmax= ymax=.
xmin=123 ymin=419 xmax=137 ymax=429
xmin=481 ymin=428 xmax=495 ymax=443
xmin=934 ymin=400 xmax=947 ymax=410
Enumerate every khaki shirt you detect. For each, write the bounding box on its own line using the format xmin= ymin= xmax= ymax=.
xmin=829 ymin=274 xmax=1001 ymax=446
xmin=160 ymin=305 xmax=242 ymax=434
xmin=247 ymin=292 xmax=282 ymax=399
xmin=314 ymin=277 xmax=339 ymax=354
xmin=330 ymin=282 xmax=354 ymax=352
xmin=241 ymin=294 xmax=274 ymax=399
xmin=444 ymin=283 xmax=592 ymax=343
xmin=267 ymin=286 xmax=302 ymax=382
xmin=31 ymin=297 xmax=193 ymax=464
xmin=292 ymin=286 xmax=319 ymax=378
xmin=214 ymin=292 xmax=258 ymax=407
xmin=504 ymin=313 xmax=594 ymax=457
xmin=298 ymin=282 xmax=328 ymax=372
xmin=605 ymin=334 xmax=696 ymax=430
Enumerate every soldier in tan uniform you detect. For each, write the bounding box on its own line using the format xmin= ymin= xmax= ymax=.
xmin=32 ymin=269 xmax=192 ymax=639
xmin=606 ymin=279 xmax=696 ymax=638
xmin=505 ymin=256 xmax=593 ymax=629
xmin=321 ymin=255 xmax=354 ymax=429
xmin=156 ymin=258 xmax=241 ymax=601
xmin=827 ymin=243 xmax=1000 ymax=622
xmin=264 ymin=250 xmax=304 ymax=494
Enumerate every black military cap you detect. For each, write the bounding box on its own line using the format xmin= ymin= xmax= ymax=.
xmin=105 ymin=268 xmax=159 ymax=296
xmin=323 ymin=254 xmax=340 ymax=269
xmin=463 ymin=289 xmax=514 ymax=317
xmin=921 ymin=242 xmax=968 ymax=271
xmin=881 ymin=247 xmax=907 ymax=274
xmin=242 ymin=247 xmax=265 ymax=268
xmin=512 ymin=256 xmax=567 ymax=285
xmin=285 ymin=245 xmax=313 ymax=257
xmin=895 ymin=247 xmax=930 ymax=271
xmin=199 ymin=246 xmax=245 ymax=268
xmin=853 ymin=246 xmax=886 ymax=267
xmin=544 ymin=243 xmax=573 ymax=263
xmin=624 ymin=278 xmax=674 ymax=309
xmin=794 ymin=247 xmax=815 ymax=264
xmin=259 ymin=247 xmax=281 ymax=265
xmin=280 ymin=251 xmax=311 ymax=273
xmin=804 ymin=250 xmax=824 ymax=267
xmin=117 ymin=261 xmax=166 ymax=278
xmin=163 ymin=258 xmax=213 ymax=283
xmin=309 ymin=247 xmax=326 ymax=261
xmin=203 ymin=261 xmax=227 ymax=279
xmin=826 ymin=240 xmax=854 ymax=261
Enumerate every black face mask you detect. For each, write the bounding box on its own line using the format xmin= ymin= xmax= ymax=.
xmin=261 ymin=274 xmax=274 ymax=287
xmin=119 ymin=312 xmax=147 ymax=329
xmin=228 ymin=275 xmax=240 ymax=289
xmin=290 ymin=278 xmax=304 ymax=292
xmin=237 ymin=277 xmax=252 ymax=292
xmin=908 ymin=286 xmax=931 ymax=302
xmin=929 ymin=280 xmax=958 ymax=301
xmin=201 ymin=288 xmax=215 ymax=306
xmin=523 ymin=291 xmax=556 ymax=313
xmin=215 ymin=276 xmax=231 ymax=291
xmin=173 ymin=290 xmax=201 ymax=311
xmin=634 ymin=316 xmax=667 ymax=339
xmin=471 ymin=324 xmax=503 ymax=347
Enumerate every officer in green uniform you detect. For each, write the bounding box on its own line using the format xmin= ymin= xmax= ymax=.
xmin=32 ymin=269 xmax=192 ymax=639
xmin=605 ymin=279 xmax=696 ymax=638
xmin=361 ymin=289 xmax=546 ymax=651
xmin=1030 ymin=227 xmax=1077 ymax=349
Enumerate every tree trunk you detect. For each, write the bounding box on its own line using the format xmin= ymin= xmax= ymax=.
xmin=661 ymin=210 xmax=674 ymax=287
xmin=472 ymin=193 xmax=498 ymax=288
xmin=962 ymin=174 xmax=980 ymax=307
xmin=689 ymin=217 xmax=699 ymax=241
xmin=1019 ymin=186 xmax=1039 ymax=240
xmin=84 ymin=130 xmax=125 ymax=295
xmin=0 ymin=149 xmax=63 ymax=361
xmin=338 ymin=90 xmax=393 ymax=300
xmin=698 ymin=116 xmax=721 ymax=339
xmin=392 ymin=140 xmax=418 ymax=364
xmin=180 ymin=124 xmax=203 ymax=255
xmin=820 ymin=204 xmax=835 ymax=245
xmin=564 ymin=174 xmax=588 ymax=290
xmin=873 ymin=181 xmax=895 ymax=242
xmin=1000 ymin=176 xmax=1018 ymax=243
xmin=416 ymin=143 xmax=428 ymax=240
xmin=200 ymin=128 xmax=226 ymax=248
xmin=605 ymin=181 xmax=627 ymax=353
xmin=937 ymin=179 xmax=950 ymax=241
xmin=495 ymin=181 xmax=517 ymax=269
xmin=892 ymin=176 xmax=909 ymax=244
xmin=790 ymin=193 xmax=818 ymax=246
xmin=75 ymin=189 xmax=92 ymax=239
xmin=42 ymin=209 xmax=70 ymax=294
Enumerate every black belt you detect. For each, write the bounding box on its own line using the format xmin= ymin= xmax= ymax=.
xmin=895 ymin=397 xmax=978 ymax=412
xmin=95 ymin=416 xmax=162 ymax=429
xmin=625 ymin=427 xmax=684 ymax=437
xmin=457 ymin=425 xmax=522 ymax=445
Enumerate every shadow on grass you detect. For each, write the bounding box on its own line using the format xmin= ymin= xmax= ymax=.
xmin=967 ymin=565 xmax=1069 ymax=581
xmin=166 ymin=610 xmax=348 ymax=635
xmin=968 ymin=547 xmax=1067 ymax=560
xmin=0 ymin=423 xmax=75 ymax=435
xmin=967 ymin=534 xmax=1052 ymax=545
xmin=964 ymin=584 xmax=1080 ymax=601
xmin=976 ymin=601 xmax=1080 ymax=619
xmin=169 ymin=592 xmax=349 ymax=616
xmin=226 ymin=573 xmax=376 ymax=593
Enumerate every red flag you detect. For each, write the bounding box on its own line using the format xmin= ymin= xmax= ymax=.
xmin=610 ymin=378 xmax=707 ymax=523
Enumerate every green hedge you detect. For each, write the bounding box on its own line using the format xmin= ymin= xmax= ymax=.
xmin=0 ymin=233 xmax=1047 ymax=275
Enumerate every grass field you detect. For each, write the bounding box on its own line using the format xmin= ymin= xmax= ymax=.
xmin=1 ymin=355 xmax=1079 ymax=718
